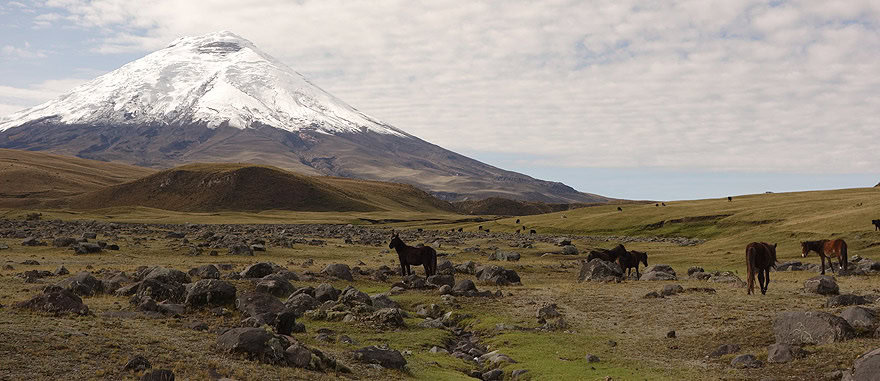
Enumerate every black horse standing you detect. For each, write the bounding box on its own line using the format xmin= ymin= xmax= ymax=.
xmin=389 ymin=232 xmax=437 ymax=277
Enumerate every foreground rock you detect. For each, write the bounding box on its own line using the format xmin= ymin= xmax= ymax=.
xmin=804 ymin=275 xmax=839 ymax=295
xmin=476 ymin=265 xmax=521 ymax=285
xmin=767 ymin=343 xmax=808 ymax=364
xmin=56 ymin=272 xmax=104 ymax=296
xmin=578 ymin=259 xmax=623 ymax=282
xmin=843 ymin=348 xmax=880 ymax=381
xmin=352 ymin=346 xmax=406 ymax=369
xmin=15 ymin=288 xmax=90 ymax=315
xmin=216 ymin=327 xmax=287 ymax=364
xmin=773 ymin=311 xmax=855 ymax=345
xmin=841 ymin=306 xmax=878 ymax=331
xmin=639 ymin=264 xmax=677 ymax=281
xmin=236 ymin=292 xmax=285 ymax=326
xmin=322 ymin=263 xmax=353 ymax=281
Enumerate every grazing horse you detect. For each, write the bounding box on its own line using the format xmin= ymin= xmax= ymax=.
xmin=529 ymin=229 xmax=536 ymax=235
xmin=617 ymin=207 xmax=623 ymax=211
xmin=389 ymin=232 xmax=437 ymax=277
xmin=588 ymin=244 xmax=628 ymax=263
xmin=801 ymin=239 xmax=848 ymax=275
xmin=516 ymin=219 xmax=521 ymax=224
xmin=872 ymin=219 xmax=880 ymax=231
xmin=746 ymin=242 xmax=777 ymax=295
xmin=618 ymin=250 xmax=648 ymax=278
xmin=727 ymin=196 xmax=732 ymax=202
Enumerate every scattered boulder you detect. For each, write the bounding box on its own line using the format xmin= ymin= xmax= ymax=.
xmin=284 ymin=293 xmax=318 ymax=316
xmin=476 ymin=265 xmax=521 ymax=285
xmin=730 ymin=354 xmax=762 ymax=368
xmin=708 ymin=271 xmax=744 ymax=286
xmin=578 ymin=259 xmax=623 ymax=282
xmin=452 ymin=280 xmax=477 ymax=294
xmin=314 ymin=283 xmax=341 ymax=303
xmin=228 ymin=244 xmax=253 ymax=256
xmin=804 ymin=275 xmax=839 ymax=295
xmin=54 ymin=266 xmax=69 ymax=276
xmin=185 ymin=279 xmax=237 ymax=308
xmin=236 ymin=292 xmax=285 ymax=326
xmin=322 ymin=263 xmax=353 ymax=281
xmin=21 ymin=237 xmax=45 ymax=246
xmin=488 ymin=250 xmax=520 ymax=261
xmin=352 ymin=346 xmax=407 ymax=369
xmin=123 ymin=355 xmax=152 ymax=372
xmin=56 ymin=272 xmax=104 ymax=296
xmin=188 ymin=265 xmax=220 ymax=279
xmin=537 ymin=303 xmax=561 ymax=323
xmin=216 ymin=327 xmax=287 ymax=365
xmin=554 ymin=237 xmax=572 ymax=246
xmin=767 ymin=343 xmax=808 ymax=364
xmin=371 ymin=308 xmax=406 ymax=328
xmin=708 ymin=344 xmax=741 ymax=358
xmin=134 ymin=278 xmax=186 ymax=304
xmin=661 ymin=284 xmax=684 ymax=296
xmin=687 ymin=266 xmax=705 ymax=276
xmin=561 ymin=245 xmax=579 ymax=255
xmin=585 ymin=354 xmax=600 ymax=363
xmin=426 ymin=274 xmax=455 ymax=289
xmin=15 ymin=288 xmax=89 ymax=315
xmin=255 ymin=274 xmax=295 ymax=297
xmin=773 ymin=311 xmax=855 ymax=345
xmin=841 ymin=306 xmax=879 ymax=331
xmin=53 ymin=237 xmax=78 ymax=247
xmin=826 ymin=294 xmax=869 ymax=308
xmin=371 ymin=294 xmax=400 ymax=309
xmin=339 ymin=286 xmax=372 ymax=306
xmin=454 ymin=261 xmax=476 ymax=274
xmin=143 ymin=267 xmax=191 ymax=284
xmin=640 ymin=264 xmax=677 ymax=281
xmin=240 ymin=263 xmax=278 ymax=279
xmin=73 ymin=242 xmax=102 ymax=254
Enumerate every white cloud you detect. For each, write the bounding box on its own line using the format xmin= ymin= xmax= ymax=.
xmin=1 ymin=42 xmax=48 ymax=59
xmin=9 ymin=0 xmax=880 ymax=174
xmin=0 ymin=78 xmax=90 ymax=115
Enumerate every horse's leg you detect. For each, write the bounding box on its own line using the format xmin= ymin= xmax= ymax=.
xmin=820 ymin=256 xmax=826 ymax=275
xmin=400 ymin=261 xmax=407 ymax=277
xmin=764 ymin=268 xmax=770 ymax=294
xmin=757 ymin=270 xmax=766 ymax=295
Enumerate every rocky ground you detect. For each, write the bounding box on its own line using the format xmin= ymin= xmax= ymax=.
xmin=1 ymin=217 xmax=879 ymax=380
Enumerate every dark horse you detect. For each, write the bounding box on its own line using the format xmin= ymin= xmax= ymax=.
xmin=801 ymin=239 xmax=848 ymax=275
xmin=746 ymin=242 xmax=778 ymax=295
xmin=872 ymin=219 xmax=880 ymax=231
xmin=587 ymin=244 xmax=628 ymax=263
xmin=618 ymin=250 xmax=648 ymax=278
xmin=389 ymin=232 xmax=437 ymax=277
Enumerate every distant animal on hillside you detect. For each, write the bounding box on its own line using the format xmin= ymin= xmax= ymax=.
xmin=587 ymin=244 xmax=627 ymax=263
xmin=516 ymin=219 xmax=520 ymax=224
xmin=457 ymin=227 xmax=463 ymax=232
xmin=417 ymin=228 xmax=423 ymax=232
xmin=727 ymin=196 xmax=732 ymax=202
xmin=873 ymin=219 xmax=880 ymax=231
xmin=745 ymin=242 xmax=778 ymax=295
xmin=618 ymin=250 xmax=648 ymax=278
xmin=801 ymin=239 xmax=848 ymax=275
xmin=617 ymin=207 xmax=623 ymax=211
xmin=529 ymin=229 xmax=536 ymax=234
xmin=484 ymin=229 xmax=490 ymax=233
xmin=478 ymin=225 xmax=483 ymax=231
xmin=661 ymin=202 xmax=666 ymax=206
xmin=389 ymin=232 xmax=437 ymax=277
xmin=655 ymin=203 xmax=659 ymax=207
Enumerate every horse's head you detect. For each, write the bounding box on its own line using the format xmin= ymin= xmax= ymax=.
xmin=800 ymin=241 xmax=810 ymax=257
xmin=637 ymin=251 xmax=648 ymax=267
xmin=389 ymin=233 xmax=403 ymax=249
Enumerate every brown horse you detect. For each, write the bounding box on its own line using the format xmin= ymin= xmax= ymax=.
xmin=618 ymin=250 xmax=648 ymax=278
xmin=389 ymin=232 xmax=437 ymax=277
xmin=746 ymin=242 xmax=778 ymax=295
xmin=587 ymin=244 xmax=628 ymax=263
xmin=801 ymin=239 xmax=848 ymax=275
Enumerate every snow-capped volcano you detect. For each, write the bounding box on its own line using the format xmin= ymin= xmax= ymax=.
xmin=0 ymin=31 xmax=608 ymax=204
xmin=0 ymin=31 xmax=404 ymax=136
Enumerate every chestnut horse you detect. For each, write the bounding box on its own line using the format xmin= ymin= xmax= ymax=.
xmin=618 ymin=250 xmax=648 ymax=278
xmin=746 ymin=242 xmax=778 ymax=295
xmin=801 ymin=239 xmax=848 ymax=275
xmin=389 ymin=232 xmax=437 ymax=277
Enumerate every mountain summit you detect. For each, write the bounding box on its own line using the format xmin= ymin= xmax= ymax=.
xmin=0 ymin=31 xmax=607 ymax=203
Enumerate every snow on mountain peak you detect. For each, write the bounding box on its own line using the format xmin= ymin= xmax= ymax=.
xmin=0 ymin=31 xmax=406 ymax=136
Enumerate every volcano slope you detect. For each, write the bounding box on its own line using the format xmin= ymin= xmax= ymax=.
xmin=2 ymin=187 xmax=880 ymax=380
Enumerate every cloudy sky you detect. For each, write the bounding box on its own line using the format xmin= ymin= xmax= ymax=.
xmin=1 ymin=0 xmax=878 ymax=200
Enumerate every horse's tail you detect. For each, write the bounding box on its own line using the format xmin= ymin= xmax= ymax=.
xmin=745 ymin=246 xmax=755 ymax=295
xmin=841 ymin=240 xmax=848 ymax=270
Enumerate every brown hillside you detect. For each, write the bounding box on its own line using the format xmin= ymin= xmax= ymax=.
xmin=0 ymin=148 xmax=155 ymax=208
xmin=68 ymin=163 xmax=457 ymax=213
xmin=453 ymin=197 xmax=595 ymax=216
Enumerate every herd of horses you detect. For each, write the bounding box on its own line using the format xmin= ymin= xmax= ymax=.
xmin=390 ymin=218 xmax=874 ymax=296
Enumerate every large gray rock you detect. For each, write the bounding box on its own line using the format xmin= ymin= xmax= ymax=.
xmin=216 ymin=327 xmax=287 ymax=365
xmin=773 ymin=311 xmax=855 ymax=345
xmin=228 ymin=244 xmax=253 ymax=256
xmin=804 ymin=275 xmax=839 ymax=295
xmin=339 ymin=286 xmax=372 ymax=306
xmin=371 ymin=308 xmax=406 ymax=328
xmin=322 ymin=263 xmax=353 ymax=281
xmin=452 ymin=279 xmax=477 ymax=294
xmin=134 ymin=278 xmax=186 ymax=304
xmin=730 ymin=354 xmax=762 ymax=368
xmin=370 ymin=294 xmax=400 ymax=309
xmin=640 ymin=264 xmax=677 ymax=281
xmin=284 ymin=293 xmax=318 ymax=316
xmin=578 ymin=259 xmax=623 ymax=282
xmin=352 ymin=346 xmax=406 ymax=369
xmin=185 ymin=279 xmax=237 ymax=308
xmin=841 ymin=306 xmax=878 ymax=330
xmin=843 ymin=348 xmax=880 ymax=381
xmin=561 ymin=245 xmax=579 ymax=255
xmin=426 ymin=274 xmax=455 ymax=288
xmin=313 ymin=283 xmax=341 ymax=303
